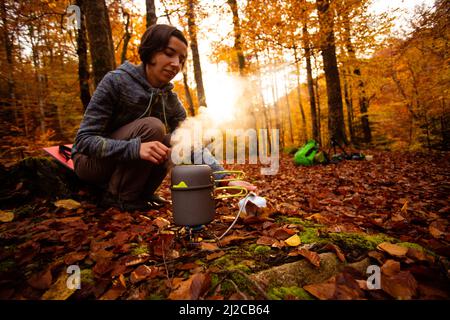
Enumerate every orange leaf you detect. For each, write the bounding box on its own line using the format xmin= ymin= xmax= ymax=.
xmin=377 ymin=242 xmax=408 ymax=257
xmin=168 ymin=273 xmax=211 ymax=300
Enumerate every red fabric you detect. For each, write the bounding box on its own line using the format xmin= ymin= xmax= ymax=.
xmin=43 ymin=144 xmax=74 ymax=170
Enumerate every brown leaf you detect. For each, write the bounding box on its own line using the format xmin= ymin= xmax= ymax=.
xmin=381 ymin=259 xmax=401 ymax=277
xmin=89 ymin=249 xmax=114 ymax=262
xmin=377 ymin=242 xmax=408 ymax=257
xmin=256 ymin=236 xmax=276 ymax=246
xmin=64 ymin=252 xmax=87 ymax=265
xmin=271 ymin=226 xmax=297 ymax=240
xmin=130 ymin=265 xmax=160 ymax=284
xmin=382 ymin=271 xmax=418 ymax=300
xmin=304 ymin=282 xmax=335 ymax=300
xmin=199 ymin=242 xmax=219 ymax=251
xmin=206 ymin=251 xmax=226 ymax=261
xmin=168 ymin=273 xmax=211 ymax=300
xmin=41 ymin=272 xmax=76 ymax=300
xmin=28 ymin=268 xmax=52 ymax=290
xmin=289 ymin=248 xmax=321 ymax=267
xmin=92 ymin=258 xmax=113 ymax=276
xmin=406 ymin=248 xmax=434 ymax=263
xmin=99 ymin=282 xmax=126 ymax=300
xmin=429 ymin=225 xmax=445 ymax=239
xmin=176 ymin=262 xmax=199 ymax=270
xmin=219 ymin=234 xmax=254 ymax=246
xmin=123 ymin=253 xmax=150 ymax=267
xmin=323 ymin=243 xmax=346 ymax=262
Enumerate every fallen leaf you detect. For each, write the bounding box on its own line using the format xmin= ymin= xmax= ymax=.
xmin=200 ymin=242 xmax=219 ymax=251
xmin=0 ymin=210 xmax=14 ymax=222
xmin=429 ymin=225 xmax=445 ymax=239
xmin=272 ymin=226 xmax=297 ymax=240
xmin=304 ymin=282 xmax=335 ymax=300
xmin=28 ymin=268 xmax=52 ymax=290
xmin=323 ymin=243 xmax=346 ymax=262
xmin=298 ymin=248 xmax=321 ymax=267
xmin=377 ymin=242 xmax=408 ymax=257
xmin=381 ymin=259 xmax=401 ymax=277
xmin=406 ymin=248 xmax=434 ymax=263
xmin=284 ymin=234 xmax=301 ymax=247
xmin=168 ymin=273 xmax=211 ymax=300
xmin=99 ymin=282 xmax=126 ymax=300
xmin=130 ymin=265 xmax=160 ymax=284
xmin=382 ymin=271 xmax=418 ymax=300
xmin=54 ymin=199 xmax=81 ymax=210
xmin=256 ymin=236 xmax=276 ymax=246
xmin=64 ymin=252 xmax=87 ymax=265
xmin=206 ymin=251 xmax=226 ymax=261
xmin=41 ymin=272 xmax=76 ymax=300
xmin=176 ymin=262 xmax=199 ymax=270
xmin=154 ymin=217 xmax=171 ymax=229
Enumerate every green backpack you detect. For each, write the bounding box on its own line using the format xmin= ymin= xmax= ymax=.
xmin=294 ymin=140 xmax=319 ymax=166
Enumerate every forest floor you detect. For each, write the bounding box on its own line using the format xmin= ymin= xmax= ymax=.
xmin=0 ymin=150 xmax=449 ymax=300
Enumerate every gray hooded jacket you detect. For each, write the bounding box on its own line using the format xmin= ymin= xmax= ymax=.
xmin=72 ymin=61 xmax=225 ymax=177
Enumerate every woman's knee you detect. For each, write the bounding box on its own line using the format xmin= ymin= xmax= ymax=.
xmin=137 ymin=117 xmax=166 ymax=142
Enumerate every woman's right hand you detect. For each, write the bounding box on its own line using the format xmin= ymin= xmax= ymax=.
xmin=139 ymin=141 xmax=170 ymax=164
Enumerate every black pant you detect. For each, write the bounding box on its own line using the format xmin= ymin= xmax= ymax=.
xmin=73 ymin=117 xmax=172 ymax=201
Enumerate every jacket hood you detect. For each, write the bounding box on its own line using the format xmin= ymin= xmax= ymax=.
xmin=117 ymin=61 xmax=174 ymax=93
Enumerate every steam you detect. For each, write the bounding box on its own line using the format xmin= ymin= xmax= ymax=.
xmin=170 ymin=74 xmax=279 ymax=175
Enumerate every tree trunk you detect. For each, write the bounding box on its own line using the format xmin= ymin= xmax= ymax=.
xmin=121 ymin=11 xmax=131 ymax=64
xmin=0 ymin=0 xmax=17 ymax=126
xmin=146 ymin=0 xmax=157 ymax=28
xmin=342 ymin=9 xmax=371 ymax=143
xmin=283 ymin=72 xmax=294 ymax=144
xmin=293 ymin=45 xmax=307 ymax=143
xmin=75 ymin=0 xmax=91 ymax=109
xmin=342 ymin=68 xmax=355 ymax=142
xmin=186 ymin=0 xmax=207 ymax=107
xmin=313 ymin=51 xmax=322 ymax=145
xmin=227 ymin=0 xmax=245 ymax=75
xmin=317 ymin=0 xmax=347 ymax=145
xmin=84 ymin=0 xmax=116 ymax=88
xmin=182 ymin=70 xmax=195 ymax=116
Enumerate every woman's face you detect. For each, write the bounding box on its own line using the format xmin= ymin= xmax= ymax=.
xmin=145 ymin=36 xmax=188 ymax=88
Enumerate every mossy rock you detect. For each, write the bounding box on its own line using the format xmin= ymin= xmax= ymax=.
xmin=327 ymin=232 xmax=397 ymax=251
xmin=268 ymin=286 xmax=315 ymax=300
xmin=253 ymin=245 xmax=271 ymax=255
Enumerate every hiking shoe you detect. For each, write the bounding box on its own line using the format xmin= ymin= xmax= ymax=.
xmin=99 ymin=192 xmax=161 ymax=212
xmin=147 ymin=194 xmax=171 ymax=205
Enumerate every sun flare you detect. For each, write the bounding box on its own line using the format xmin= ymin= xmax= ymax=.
xmin=203 ymin=71 xmax=240 ymax=124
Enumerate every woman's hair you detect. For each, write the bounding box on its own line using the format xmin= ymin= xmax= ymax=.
xmin=138 ymin=24 xmax=188 ymax=67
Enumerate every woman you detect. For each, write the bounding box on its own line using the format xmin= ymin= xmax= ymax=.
xmin=72 ymin=24 xmax=255 ymax=211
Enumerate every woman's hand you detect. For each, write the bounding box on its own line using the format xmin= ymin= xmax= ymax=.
xmin=139 ymin=141 xmax=170 ymax=164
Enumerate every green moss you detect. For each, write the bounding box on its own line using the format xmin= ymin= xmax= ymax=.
xmin=213 ymin=255 xmax=233 ymax=268
xmin=146 ymin=294 xmax=164 ymax=300
xmin=211 ymin=274 xmax=220 ymax=289
xmin=281 ymin=217 xmax=322 ymax=228
xmin=131 ymin=244 xmax=149 ymax=256
xmin=397 ymin=242 xmax=437 ymax=257
xmin=397 ymin=242 xmax=424 ymax=251
xmin=328 ymin=232 xmax=397 ymax=251
xmin=227 ymin=263 xmax=251 ymax=274
xmin=299 ymin=228 xmax=322 ymax=244
xmin=268 ymin=286 xmax=315 ymax=300
xmin=253 ymin=245 xmax=271 ymax=255
xmin=80 ymin=269 xmax=95 ymax=286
